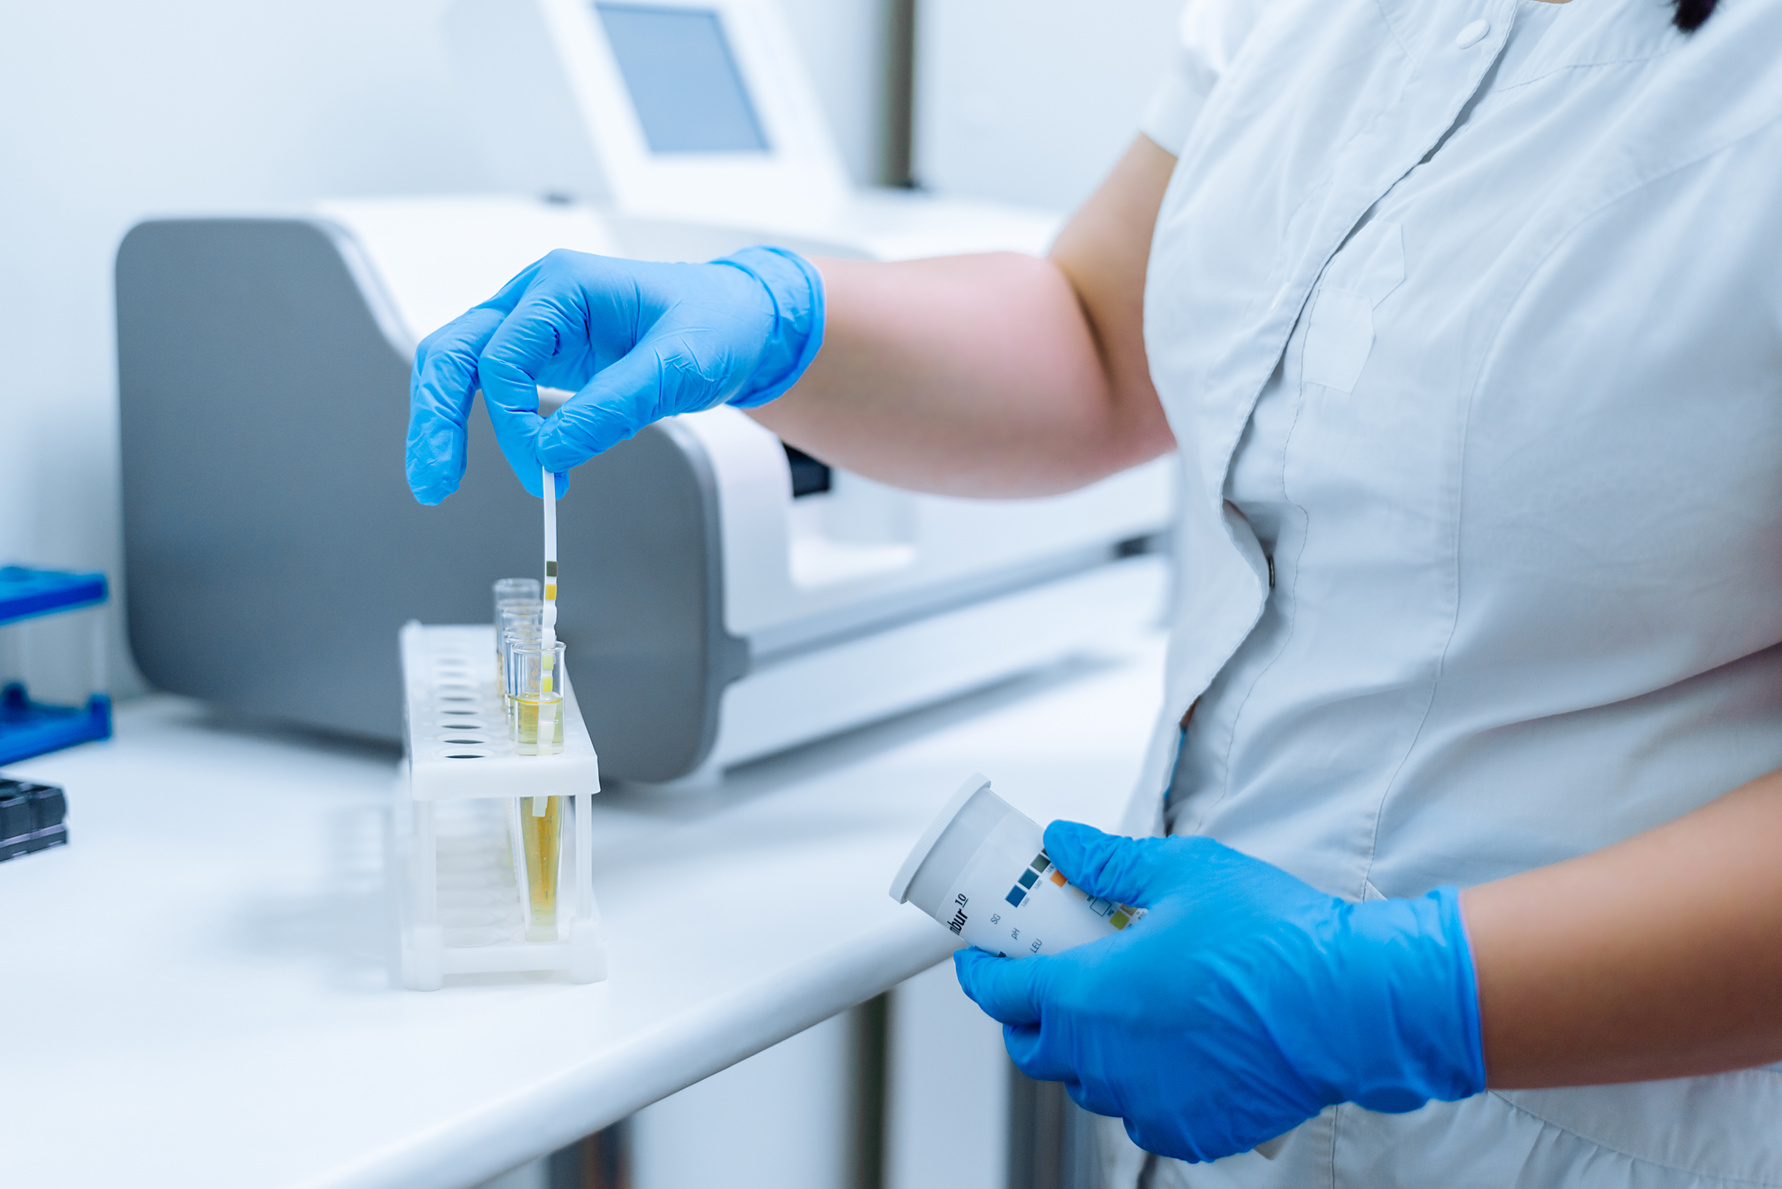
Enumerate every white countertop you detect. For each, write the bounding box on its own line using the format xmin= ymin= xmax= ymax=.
xmin=0 ymin=634 xmax=1164 ymax=1189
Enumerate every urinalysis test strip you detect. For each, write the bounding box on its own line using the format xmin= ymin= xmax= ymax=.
xmin=541 ymin=467 xmax=559 ymax=634
xmin=534 ymin=467 xmax=560 ymax=814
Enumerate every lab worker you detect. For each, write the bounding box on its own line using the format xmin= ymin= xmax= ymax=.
xmin=406 ymin=0 xmax=1782 ymax=1181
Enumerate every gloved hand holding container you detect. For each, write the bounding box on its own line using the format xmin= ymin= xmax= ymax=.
xmin=890 ymin=774 xmax=1140 ymax=958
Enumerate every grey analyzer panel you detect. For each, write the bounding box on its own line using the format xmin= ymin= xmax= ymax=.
xmin=116 ymin=218 xmax=747 ymax=782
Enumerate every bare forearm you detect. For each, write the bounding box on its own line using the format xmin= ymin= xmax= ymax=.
xmin=750 ymin=137 xmax=1179 ymax=499
xmin=750 ymin=253 xmax=1160 ymax=497
xmin=1463 ymin=769 xmax=1782 ymax=1087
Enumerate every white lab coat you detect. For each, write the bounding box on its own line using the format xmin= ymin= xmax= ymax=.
xmin=1106 ymin=0 xmax=1782 ymax=1183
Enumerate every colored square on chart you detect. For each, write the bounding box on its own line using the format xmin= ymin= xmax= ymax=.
xmin=1110 ymin=912 xmax=1130 ymax=930
xmin=1049 ymin=870 xmax=1067 ymax=887
xmin=1030 ymin=852 xmax=1050 ymax=872
xmin=1006 ymin=887 xmax=1026 ymax=907
xmin=1018 ymin=869 xmax=1038 ymax=889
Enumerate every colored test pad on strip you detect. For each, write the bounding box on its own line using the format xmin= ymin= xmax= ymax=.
xmin=537 ymin=468 xmax=561 ymax=754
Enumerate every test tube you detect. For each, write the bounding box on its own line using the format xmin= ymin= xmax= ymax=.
xmin=493 ymin=585 xmax=541 ymax=667
xmin=492 ymin=577 xmax=540 ymax=627
xmin=497 ymin=599 xmax=543 ymax=684
xmin=505 ymin=636 xmax=566 ymax=942
xmin=506 ymin=639 xmax=566 ymax=756
xmin=501 ymin=624 xmax=543 ymax=740
xmin=498 ymin=597 xmax=542 ymax=638
xmin=512 ymin=793 xmax=564 ymax=941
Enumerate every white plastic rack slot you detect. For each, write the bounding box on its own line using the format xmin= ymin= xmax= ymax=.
xmin=397 ymin=622 xmax=606 ymax=990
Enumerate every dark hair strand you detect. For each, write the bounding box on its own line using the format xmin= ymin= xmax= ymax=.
xmin=1674 ymin=0 xmax=1717 ymax=32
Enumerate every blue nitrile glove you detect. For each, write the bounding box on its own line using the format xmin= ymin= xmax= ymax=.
xmin=954 ymin=822 xmax=1485 ymax=1162
xmin=406 ymin=246 xmax=824 ymax=503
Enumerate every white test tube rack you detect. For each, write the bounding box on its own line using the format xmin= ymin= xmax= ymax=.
xmin=397 ymin=622 xmax=607 ymax=990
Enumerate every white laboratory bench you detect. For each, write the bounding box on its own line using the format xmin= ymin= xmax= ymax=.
xmin=0 ymin=631 xmax=1165 ymax=1189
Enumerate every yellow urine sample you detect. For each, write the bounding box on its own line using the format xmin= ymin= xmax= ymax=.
xmin=514 ymin=692 xmax=565 ymax=754
xmin=520 ymin=795 xmax=562 ymax=939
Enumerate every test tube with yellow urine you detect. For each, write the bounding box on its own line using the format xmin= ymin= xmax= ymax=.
xmin=514 ymin=689 xmax=564 ymax=751
xmin=508 ymin=640 xmax=565 ymax=754
xmin=506 ymin=639 xmax=567 ymax=936
xmin=517 ymin=794 xmax=562 ymax=940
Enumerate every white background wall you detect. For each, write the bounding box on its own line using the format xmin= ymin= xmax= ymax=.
xmin=0 ymin=0 xmax=891 ymax=696
xmin=914 ymin=0 xmax=1185 ymax=211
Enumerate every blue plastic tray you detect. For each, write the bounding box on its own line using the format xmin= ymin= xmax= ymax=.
xmin=0 ymin=684 xmax=112 ymax=766
xmin=0 ymin=566 xmax=107 ymax=627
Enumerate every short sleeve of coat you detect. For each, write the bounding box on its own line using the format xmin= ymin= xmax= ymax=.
xmin=1140 ymin=0 xmax=1276 ymax=156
